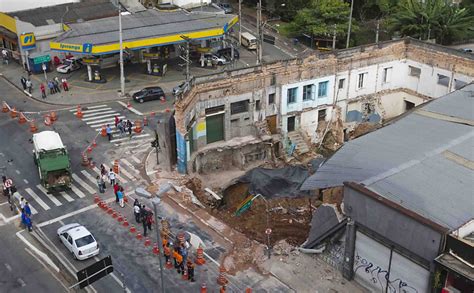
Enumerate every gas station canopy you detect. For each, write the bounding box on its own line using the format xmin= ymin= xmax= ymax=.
xmin=50 ymin=9 xmax=238 ymax=55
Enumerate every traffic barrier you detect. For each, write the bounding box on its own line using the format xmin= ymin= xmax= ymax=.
xmin=2 ymin=102 xmax=9 ymax=113
xmin=134 ymin=120 xmax=142 ymax=133
xmin=152 ymin=243 xmax=160 ymax=255
xmin=50 ymin=111 xmax=57 ymax=122
xmin=76 ymin=105 xmax=83 ymax=118
xmin=123 ymin=196 xmax=128 ymax=203
xmin=87 ymin=146 xmax=92 ymax=153
xmin=165 ymin=258 xmax=173 ymax=269
xmin=81 ymin=153 xmax=89 ymax=166
xmin=136 ymin=233 xmax=143 ymax=240
xmin=94 ymin=195 xmax=100 ymax=203
xmin=101 ymin=125 xmax=107 ymax=137
xmin=101 ymin=203 xmax=108 ymax=211
xmin=245 ymin=288 xmax=252 ymax=293
xmin=29 ymin=120 xmax=38 ymax=133
xmin=216 ymin=265 xmax=228 ymax=286
xmin=92 ymin=140 xmax=97 ymax=147
xmin=143 ymin=116 xmax=148 ymax=126
xmin=195 ymin=246 xmax=206 ymax=265
xmin=18 ymin=112 xmax=27 ymax=124
xmin=127 ymin=101 xmax=131 ymax=108
xmin=200 ymin=283 xmax=207 ymax=293
xmin=129 ymin=225 xmax=136 ymax=234
xmin=10 ymin=107 xmax=17 ymax=118
xmin=144 ymin=237 xmax=151 ymax=247
xmin=107 ymin=207 xmax=114 ymax=214
xmin=122 ymin=218 xmax=129 ymax=227
xmin=44 ymin=114 xmax=52 ymax=126
xmin=117 ymin=214 xmax=124 ymax=222
xmin=113 ymin=159 xmax=119 ymax=174
xmin=112 ymin=211 xmax=118 ymax=218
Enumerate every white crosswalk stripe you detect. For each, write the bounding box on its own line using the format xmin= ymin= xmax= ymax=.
xmin=24 ymin=188 xmax=50 ymax=211
xmin=88 ymin=116 xmax=126 ymax=127
xmin=131 ymin=155 xmax=141 ymax=164
xmin=77 ymin=107 xmax=112 ymax=114
xmin=60 ymin=191 xmax=74 ymax=202
xmin=14 ymin=192 xmax=38 ymax=214
xmin=121 ymin=158 xmax=140 ymax=174
xmin=69 ymin=104 xmax=108 ymax=112
xmin=36 ymin=185 xmax=62 ymax=206
xmin=71 ymin=173 xmax=95 ymax=194
xmin=83 ymin=113 xmax=119 ymax=121
xmin=82 ymin=110 xmax=117 ymax=118
xmin=113 ymin=161 xmax=135 ymax=180
xmin=81 ymin=170 xmax=98 ymax=186
xmin=70 ymin=185 xmax=86 ymax=198
xmin=110 ymin=133 xmax=150 ymax=143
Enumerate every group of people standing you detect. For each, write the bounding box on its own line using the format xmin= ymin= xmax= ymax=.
xmin=20 ymin=76 xmax=33 ymax=94
xmin=2 ymin=176 xmax=32 ymax=231
xmin=98 ymin=164 xmax=125 ymax=208
xmin=21 ymin=76 xmax=69 ymax=99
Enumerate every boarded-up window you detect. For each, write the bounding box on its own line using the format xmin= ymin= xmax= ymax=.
xmin=230 ymin=100 xmax=249 ymax=114
xmin=437 ymin=74 xmax=450 ymax=87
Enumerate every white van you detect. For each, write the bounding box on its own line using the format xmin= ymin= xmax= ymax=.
xmin=241 ymin=32 xmax=257 ymax=50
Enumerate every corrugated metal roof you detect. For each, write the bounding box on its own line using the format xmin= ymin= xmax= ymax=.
xmin=301 ymin=84 xmax=474 ymax=230
xmin=55 ymin=9 xmax=234 ymax=45
xmin=8 ymin=0 xmax=117 ymax=27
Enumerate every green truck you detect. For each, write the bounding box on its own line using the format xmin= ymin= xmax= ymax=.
xmin=33 ymin=131 xmax=72 ymax=191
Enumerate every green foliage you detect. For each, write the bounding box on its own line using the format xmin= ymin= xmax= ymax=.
xmin=389 ymin=0 xmax=474 ymax=44
xmin=282 ymin=0 xmax=352 ymax=38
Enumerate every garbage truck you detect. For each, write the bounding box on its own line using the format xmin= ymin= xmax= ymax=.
xmin=33 ymin=131 xmax=72 ymax=191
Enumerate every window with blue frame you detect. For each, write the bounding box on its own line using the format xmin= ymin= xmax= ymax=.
xmin=303 ymin=84 xmax=315 ymax=101
xmin=287 ymin=87 xmax=297 ymax=104
xmin=318 ymin=81 xmax=328 ymax=98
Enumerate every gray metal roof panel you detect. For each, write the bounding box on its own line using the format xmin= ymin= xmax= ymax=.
xmin=423 ymin=86 xmax=474 ymax=121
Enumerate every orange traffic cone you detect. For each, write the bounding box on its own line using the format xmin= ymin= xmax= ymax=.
xmin=81 ymin=153 xmax=89 ymax=166
xmin=200 ymin=283 xmax=207 ymax=293
xmin=50 ymin=111 xmax=57 ymax=121
xmin=136 ymin=233 xmax=143 ymax=240
xmin=165 ymin=108 xmax=170 ymax=113
xmin=92 ymin=140 xmax=97 ymax=147
xmin=144 ymin=238 xmax=151 ymax=247
xmin=122 ymin=218 xmax=129 ymax=227
xmin=129 ymin=226 xmax=136 ymax=234
xmin=134 ymin=120 xmax=142 ymax=133
xmin=245 ymin=288 xmax=252 ymax=293
xmin=29 ymin=120 xmax=38 ymax=133
xmin=76 ymin=105 xmax=83 ymax=118
xmin=152 ymin=243 xmax=160 ymax=255
xmin=10 ymin=107 xmax=17 ymax=118
xmin=195 ymin=246 xmax=206 ymax=265
xmin=101 ymin=125 xmax=107 ymax=137
xmin=44 ymin=114 xmax=52 ymax=126
xmin=18 ymin=112 xmax=27 ymax=124
xmin=2 ymin=101 xmax=9 ymax=113
xmin=113 ymin=159 xmax=119 ymax=174
xmin=127 ymin=101 xmax=131 ymax=108
xmin=217 ymin=265 xmax=228 ymax=286
xmin=87 ymin=146 xmax=93 ymax=153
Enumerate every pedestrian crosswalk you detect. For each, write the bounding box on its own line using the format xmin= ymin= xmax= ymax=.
xmin=69 ymin=104 xmax=154 ymax=150
xmin=13 ymin=158 xmax=143 ymax=215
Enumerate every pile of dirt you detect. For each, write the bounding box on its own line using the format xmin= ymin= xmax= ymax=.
xmin=350 ymin=122 xmax=379 ymax=139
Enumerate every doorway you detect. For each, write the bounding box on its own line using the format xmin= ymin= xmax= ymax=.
xmin=287 ymin=116 xmax=295 ymax=132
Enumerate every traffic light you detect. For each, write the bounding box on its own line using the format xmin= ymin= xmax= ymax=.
xmin=151 ymin=139 xmax=158 ymax=148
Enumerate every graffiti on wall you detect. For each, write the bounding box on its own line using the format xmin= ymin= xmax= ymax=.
xmin=354 ymin=253 xmax=419 ymax=293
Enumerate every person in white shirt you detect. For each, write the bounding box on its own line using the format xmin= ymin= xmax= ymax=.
xmin=108 ymin=168 xmax=116 ymax=186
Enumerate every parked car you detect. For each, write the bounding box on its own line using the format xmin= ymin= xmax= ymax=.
xmin=203 ymin=53 xmax=228 ymax=66
xmin=57 ymin=223 xmax=99 ymax=260
xmin=172 ymin=81 xmax=190 ymax=96
xmin=56 ymin=57 xmax=83 ymax=74
xmin=460 ymin=48 xmax=472 ymax=53
xmin=218 ymin=3 xmax=233 ymax=14
xmin=216 ymin=47 xmax=239 ymax=60
xmin=132 ymin=86 xmax=166 ymax=103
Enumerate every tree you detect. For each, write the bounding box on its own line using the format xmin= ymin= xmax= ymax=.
xmin=282 ymin=0 xmax=352 ymax=43
xmin=389 ymin=0 xmax=474 ymax=44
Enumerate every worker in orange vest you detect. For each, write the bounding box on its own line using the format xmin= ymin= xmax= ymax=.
xmin=163 ymin=243 xmax=171 ymax=264
xmin=186 ymin=258 xmax=195 ymax=282
xmin=174 ymin=248 xmax=184 ymax=274
xmin=162 ymin=237 xmax=168 ymax=249
xmin=172 ymin=248 xmax=180 ymax=270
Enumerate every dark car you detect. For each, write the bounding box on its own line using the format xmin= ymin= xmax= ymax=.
xmin=132 ymin=87 xmax=165 ymax=103
xmin=216 ymin=47 xmax=239 ymax=60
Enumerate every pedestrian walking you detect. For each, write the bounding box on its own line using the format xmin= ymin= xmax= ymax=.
xmin=61 ymin=77 xmax=69 ymax=91
xmin=113 ymin=183 xmax=119 ymax=202
xmin=187 ymin=259 xmax=195 ymax=282
xmin=2 ymin=49 xmax=9 ymax=65
xmin=117 ymin=120 xmax=125 ymax=136
xmin=100 ymin=164 xmax=107 ymax=176
xmin=145 ymin=210 xmax=153 ymax=231
xmin=134 ymin=202 xmax=141 ymax=223
xmin=53 ymin=78 xmax=61 ymax=93
xmin=106 ymin=124 xmax=112 ymax=141
xmin=172 ymin=248 xmax=179 ymax=269
xmin=20 ymin=76 xmax=27 ymax=90
xmin=126 ymin=119 xmax=132 ymax=136
xmin=109 ymin=168 xmax=116 ymax=186
xmin=19 ymin=196 xmax=26 ymax=210
xmin=140 ymin=205 xmax=148 ymax=236
xmin=21 ymin=211 xmax=32 ymax=232
xmin=40 ymin=83 xmax=46 ymax=99
xmin=117 ymin=189 xmax=124 ymax=208
xmin=114 ymin=115 xmax=119 ymax=128
xmin=24 ymin=201 xmax=32 ymax=217
xmin=97 ymin=175 xmax=105 ymax=193
xmin=48 ymin=80 xmax=54 ymax=94
xmin=26 ymin=79 xmax=32 ymax=94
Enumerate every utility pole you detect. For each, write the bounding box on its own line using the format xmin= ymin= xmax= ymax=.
xmin=152 ymin=198 xmax=166 ymax=293
xmin=346 ymin=0 xmax=354 ymax=49
xmin=375 ymin=19 xmax=380 ymax=44
xmin=118 ymin=6 xmax=125 ymax=96
xmin=238 ymin=0 xmax=242 ymax=45
xmin=332 ymin=24 xmax=337 ymax=50
xmin=256 ymin=0 xmax=262 ymax=65
xmin=180 ymin=35 xmax=190 ymax=82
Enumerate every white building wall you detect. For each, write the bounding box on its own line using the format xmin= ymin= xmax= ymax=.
xmin=172 ymin=0 xmax=211 ymax=8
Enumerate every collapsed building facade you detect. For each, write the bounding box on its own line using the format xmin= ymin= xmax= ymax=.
xmin=174 ymin=38 xmax=474 ymax=174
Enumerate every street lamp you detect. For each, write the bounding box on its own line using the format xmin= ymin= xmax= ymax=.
xmin=151 ymin=197 xmax=165 ymax=293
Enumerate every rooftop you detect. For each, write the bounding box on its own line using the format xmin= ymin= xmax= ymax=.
xmin=301 ymin=84 xmax=474 ymax=231
xmin=7 ymin=0 xmax=117 ymax=27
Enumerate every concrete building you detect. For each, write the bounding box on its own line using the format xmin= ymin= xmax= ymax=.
xmin=301 ymin=84 xmax=474 ymax=292
xmin=174 ymin=38 xmax=474 ymax=174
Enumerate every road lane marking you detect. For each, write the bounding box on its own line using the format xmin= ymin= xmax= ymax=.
xmin=70 ymin=104 xmax=107 ymax=112
xmin=15 ymin=169 xmax=20 ymax=174
xmin=131 ymin=155 xmax=141 ymax=164
xmin=23 ymin=179 xmax=28 ymax=184
xmin=25 ymin=188 xmax=50 ymax=210
xmin=70 ymin=185 xmax=86 ymax=198
xmin=81 ymin=170 xmax=99 ymax=186
xmin=114 ymin=138 xmax=153 ymax=147
xmin=78 ymin=107 xmax=112 ymax=114
xmin=4 ymin=263 xmax=12 ymax=271
xmin=60 ymin=192 xmax=74 ymax=202
xmin=117 ymin=101 xmax=143 ymax=115
xmin=82 ymin=110 xmax=118 ymax=118
xmin=121 ymin=158 xmax=139 ymax=174
xmin=36 ymin=185 xmax=62 ymax=206
xmin=114 ymin=161 xmax=135 ymax=180
xmin=16 ymin=230 xmax=60 ymax=273
xmin=71 ymin=173 xmax=95 ymax=194
xmin=14 ymin=192 xmax=38 ymax=214
xmin=110 ymin=133 xmax=150 ymax=143
xmin=82 ymin=113 xmax=119 ymax=121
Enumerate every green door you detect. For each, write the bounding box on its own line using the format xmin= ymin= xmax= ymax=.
xmin=206 ymin=114 xmax=224 ymax=144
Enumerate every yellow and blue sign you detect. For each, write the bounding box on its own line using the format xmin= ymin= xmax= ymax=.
xmin=20 ymin=33 xmax=36 ymax=50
